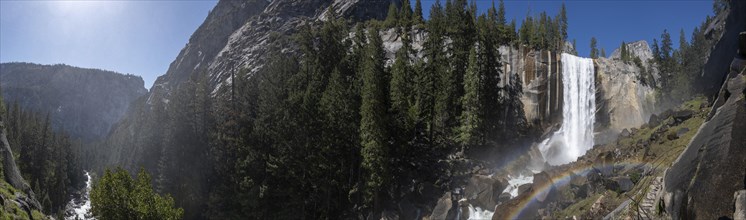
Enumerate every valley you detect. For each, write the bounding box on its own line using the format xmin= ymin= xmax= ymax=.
xmin=1 ymin=0 xmax=745 ymax=219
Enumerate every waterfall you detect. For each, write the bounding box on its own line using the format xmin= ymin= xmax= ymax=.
xmin=66 ymin=171 xmax=94 ymax=220
xmin=538 ymin=53 xmax=595 ymax=165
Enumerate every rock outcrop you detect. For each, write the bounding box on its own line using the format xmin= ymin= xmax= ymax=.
xmin=0 ymin=105 xmax=42 ymax=212
xmin=0 ymin=63 xmax=147 ymax=140
xmin=698 ymin=0 xmax=746 ymax=96
xmin=661 ymin=31 xmax=746 ymax=219
xmin=594 ymin=56 xmax=657 ymax=143
xmin=500 ymin=47 xmax=564 ymax=127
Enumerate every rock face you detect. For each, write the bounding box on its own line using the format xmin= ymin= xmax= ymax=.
xmin=699 ymin=0 xmax=746 ymax=95
xmin=0 ymin=63 xmax=147 ymax=140
xmin=499 ymin=47 xmax=564 ymax=127
xmin=109 ymin=0 xmax=396 ymax=167
xmin=610 ymin=40 xmax=654 ymax=64
xmin=736 ymin=190 xmax=746 ymax=220
xmin=0 ymin=110 xmax=41 ymax=211
xmin=594 ymin=56 xmax=657 ymax=144
xmin=661 ymin=31 xmax=746 ymax=219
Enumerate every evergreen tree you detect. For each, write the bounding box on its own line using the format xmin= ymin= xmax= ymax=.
xmin=678 ymin=28 xmax=688 ymax=54
xmin=384 ymin=3 xmax=400 ymax=28
xmin=652 ymin=38 xmax=661 ymax=62
xmin=90 ymin=168 xmax=183 ymax=220
xmin=458 ymin=46 xmax=483 ymax=150
xmin=590 ymin=37 xmax=598 ymax=58
xmin=359 ymin=25 xmax=390 ymax=210
xmin=620 ymin=41 xmax=628 ymax=62
xmin=413 ymin=0 xmax=424 ymax=26
xmin=559 ymin=3 xmax=568 ymax=41
xmin=601 ymin=48 xmax=606 ymax=58
xmin=389 ymin=37 xmax=414 ymax=128
xmin=660 ymin=29 xmax=673 ymax=61
xmin=400 ymin=0 xmax=413 ymax=28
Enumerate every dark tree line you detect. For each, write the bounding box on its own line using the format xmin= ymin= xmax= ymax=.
xmin=201 ymin=0 xmax=528 ymax=218
xmin=2 ymin=99 xmax=84 ymax=217
xmin=96 ymin=0 xmax=572 ymax=219
xmin=651 ymin=8 xmax=722 ymax=103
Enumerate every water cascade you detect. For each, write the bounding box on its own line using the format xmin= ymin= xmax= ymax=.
xmin=538 ymin=53 xmax=596 ymax=165
xmin=66 ymin=171 xmax=93 ymax=220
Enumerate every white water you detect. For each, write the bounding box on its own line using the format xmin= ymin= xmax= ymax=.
xmin=66 ymin=171 xmax=94 ymax=220
xmin=538 ymin=53 xmax=596 ymax=165
xmin=468 ymin=204 xmax=494 ymax=220
xmin=466 ymin=53 xmax=595 ymax=220
xmin=502 ymin=174 xmax=535 ymax=198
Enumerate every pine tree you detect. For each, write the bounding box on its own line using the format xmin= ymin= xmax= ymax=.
xmin=390 ymin=38 xmax=413 ymax=128
xmin=660 ymin=29 xmax=673 ymax=61
xmin=620 ymin=41 xmax=628 ymax=62
xmin=384 ymin=3 xmax=399 ymax=28
xmin=559 ymin=3 xmax=568 ymax=42
xmin=590 ymin=37 xmax=598 ymax=58
xmin=458 ymin=46 xmax=484 ymax=149
xmin=652 ymin=38 xmax=661 ymax=63
xmin=678 ymin=28 xmax=688 ymax=54
xmin=413 ymin=0 xmax=424 ymax=26
xmin=400 ymin=0 xmax=413 ymax=28
xmin=359 ymin=25 xmax=390 ymax=210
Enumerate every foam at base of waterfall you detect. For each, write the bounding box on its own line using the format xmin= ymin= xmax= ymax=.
xmin=502 ymin=174 xmax=535 ymax=198
xmin=468 ymin=204 xmax=494 ymax=220
xmin=539 ymin=53 xmax=596 ymax=165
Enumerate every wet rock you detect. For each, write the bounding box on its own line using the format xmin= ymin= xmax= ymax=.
xmin=429 ymin=192 xmax=452 ymax=220
xmin=463 ymin=174 xmax=507 ymax=211
xmin=497 ymin=193 xmax=511 ymax=204
xmin=458 ymin=199 xmax=470 ymax=220
xmin=518 ymin=184 xmax=532 ymax=196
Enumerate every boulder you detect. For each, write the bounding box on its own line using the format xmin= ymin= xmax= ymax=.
xmin=619 ymin=128 xmax=630 ymax=138
xmin=517 ymin=184 xmax=532 ymax=197
xmin=603 ymin=179 xmax=620 ymax=192
xmin=611 ymin=177 xmax=634 ymax=192
xmin=676 ymin=127 xmax=690 ymax=137
xmin=666 ymin=132 xmax=679 ymax=141
xmin=672 ymin=109 xmax=694 ymax=123
xmin=429 ymin=192 xmax=452 ymax=220
xmin=593 ymin=152 xmax=615 ymax=177
xmin=736 ymin=190 xmax=746 ymax=220
xmin=463 ymin=174 xmax=507 ymax=211
xmin=497 ymin=193 xmax=512 ymax=204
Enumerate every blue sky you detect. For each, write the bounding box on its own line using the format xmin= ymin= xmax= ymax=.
xmin=418 ymin=0 xmax=713 ymax=57
xmin=0 ymin=0 xmax=217 ymax=88
xmin=1 ymin=0 xmax=712 ymax=89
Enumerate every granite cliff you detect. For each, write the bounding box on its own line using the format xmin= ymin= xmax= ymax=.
xmin=0 ymin=63 xmax=147 ymax=140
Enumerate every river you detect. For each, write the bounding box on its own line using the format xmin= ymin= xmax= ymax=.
xmin=65 ymin=171 xmax=93 ymax=220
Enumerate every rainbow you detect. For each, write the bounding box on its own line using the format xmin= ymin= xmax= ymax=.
xmin=493 ymin=158 xmax=655 ymax=220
